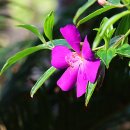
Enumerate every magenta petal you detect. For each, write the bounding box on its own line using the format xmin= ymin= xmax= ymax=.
xmin=57 ymin=67 xmax=78 ymax=91
xmin=82 ymin=36 xmax=94 ymax=60
xmin=51 ymin=45 xmax=71 ymax=69
xmin=76 ymin=63 xmax=88 ymax=98
xmin=85 ymin=59 xmax=100 ymax=83
xmin=60 ymin=24 xmax=81 ymax=53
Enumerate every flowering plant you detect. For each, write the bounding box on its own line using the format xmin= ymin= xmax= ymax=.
xmin=0 ymin=0 xmax=130 ymax=106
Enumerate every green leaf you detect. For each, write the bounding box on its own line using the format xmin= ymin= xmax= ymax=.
xmin=93 ymin=17 xmax=115 ymax=48
xmin=123 ymin=0 xmax=130 ymax=4
xmin=48 ymin=39 xmax=71 ymax=48
xmin=18 ymin=24 xmax=46 ymax=44
xmin=77 ymin=6 xmax=115 ymax=27
xmin=94 ymin=17 xmax=108 ymax=34
xmin=100 ymin=11 xmax=130 ymax=37
xmin=115 ymin=14 xmax=130 ymax=35
xmin=73 ymin=0 xmax=96 ymax=24
xmin=30 ymin=66 xmax=56 ymax=97
xmin=0 ymin=39 xmax=70 ymax=75
xmin=108 ymin=0 xmax=120 ymax=4
xmin=85 ymin=63 xmax=105 ymax=107
xmin=116 ymin=44 xmax=130 ymax=58
xmin=110 ymin=35 xmax=122 ymax=46
xmin=129 ymin=61 xmax=130 ymax=67
xmin=97 ymin=48 xmax=116 ymax=68
xmin=93 ymin=10 xmax=130 ymax=49
xmin=92 ymin=17 xmax=109 ymax=49
xmin=85 ymin=81 xmax=97 ymax=107
xmin=0 ymin=44 xmax=49 ymax=75
xmin=43 ymin=11 xmax=54 ymax=40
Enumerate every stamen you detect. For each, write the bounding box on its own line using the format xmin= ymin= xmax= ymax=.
xmin=65 ymin=52 xmax=83 ymax=68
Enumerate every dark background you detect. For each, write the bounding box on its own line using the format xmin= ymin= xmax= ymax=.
xmin=0 ymin=0 xmax=130 ymax=130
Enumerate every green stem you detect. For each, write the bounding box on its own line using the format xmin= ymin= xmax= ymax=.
xmin=39 ymin=35 xmax=47 ymax=45
xmin=124 ymin=28 xmax=130 ymax=37
xmin=39 ymin=35 xmax=54 ymax=50
xmin=104 ymin=37 xmax=109 ymax=50
xmin=92 ymin=45 xmax=104 ymax=51
xmin=121 ymin=29 xmax=130 ymax=44
xmin=112 ymin=29 xmax=130 ymax=48
xmin=112 ymin=35 xmax=125 ymax=48
xmin=50 ymin=40 xmax=55 ymax=48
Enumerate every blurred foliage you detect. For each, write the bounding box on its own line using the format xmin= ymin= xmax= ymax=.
xmin=8 ymin=0 xmax=57 ymax=24
xmin=0 ymin=0 xmax=57 ymax=47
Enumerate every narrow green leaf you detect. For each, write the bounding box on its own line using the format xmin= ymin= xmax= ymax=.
xmin=116 ymin=44 xmax=130 ymax=58
xmin=85 ymin=63 xmax=105 ymax=107
xmin=0 ymin=39 xmax=70 ymax=75
xmin=0 ymin=44 xmax=49 ymax=75
xmin=77 ymin=6 xmax=115 ymax=27
xmin=97 ymin=48 xmax=116 ymax=68
xmin=85 ymin=81 xmax=97 ymax=107
xmin=30 ymin=66 xmax=56 ymax=98
xmin=43 ymin=11 xmax=54 ymax=40
xmin=18 ymin=24 xmax=46 ymax=44
xmin=47 ymin=39 xmax=71 ymax=48
xmin=73 ymin=0 xmax=96 ymax=24
xmin=129 ymin=61 xmax=130 ymax=67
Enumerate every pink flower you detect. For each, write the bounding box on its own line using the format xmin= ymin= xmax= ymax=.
xmin=51 ymin=24 xmax=100 ymax=97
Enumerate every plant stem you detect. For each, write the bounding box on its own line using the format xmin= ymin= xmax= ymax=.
xmin=92 ymin=45 xmax=104 ymax=51
xmin=93 ymin=10 xmax=130 ymax=49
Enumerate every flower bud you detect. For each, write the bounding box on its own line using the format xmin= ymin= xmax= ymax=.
xmin=97 ymin=0 xmax=107 ymax=6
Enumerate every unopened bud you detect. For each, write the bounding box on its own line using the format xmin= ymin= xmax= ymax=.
xmin=97 ymin=0 xmax=107 ymax=6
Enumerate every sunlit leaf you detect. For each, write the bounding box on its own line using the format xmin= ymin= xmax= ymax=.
xmin=43 ymin=11 xmax=54 ymax=40
xmin=0 ymin=44 xmax=50 ymax=75
xmin=30 ymin=66 xmax=56 ymax=98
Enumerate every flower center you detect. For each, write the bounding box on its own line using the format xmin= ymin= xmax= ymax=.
xmin=65 ymin=52 xmax=83 ymax=68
